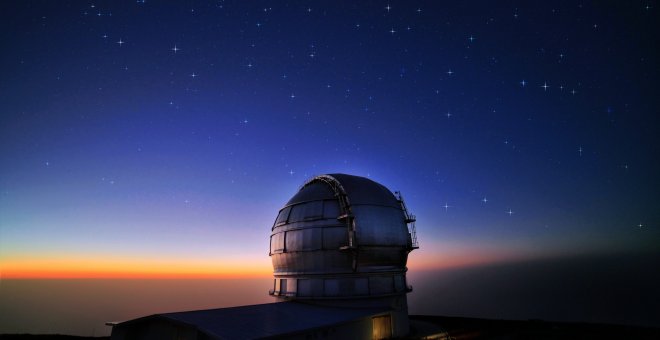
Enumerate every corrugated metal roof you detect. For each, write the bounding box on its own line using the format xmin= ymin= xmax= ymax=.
xmin=118 ymin=301 xmax=389 ymax=339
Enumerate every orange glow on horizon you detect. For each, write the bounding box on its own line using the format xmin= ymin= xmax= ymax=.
xmin=2 ymin=239 xmax=546 ymax=279
xmin=1 ymin=256 xmax=273 ymax=279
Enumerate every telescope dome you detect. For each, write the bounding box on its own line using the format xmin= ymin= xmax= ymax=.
xmin=269 ymin=174 xmax=418 ymax=299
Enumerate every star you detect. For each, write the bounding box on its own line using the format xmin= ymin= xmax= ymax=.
xmin=571 ymin=89 xmax=577 ymax=95
xmin=416 ymin=8 xmax=422 ymax=13
xmin=190 ymin=72 xmax=197 ymax=78
xmin=446 ymin=111 xmax=452 ymax=118
xmin=446 ymin=69 xmax=454 ymax=75
xmin=442 ymin=202 xmax=451 ymax=211
xmin=288 ymin=170 xmax=295 ymax=175
xmin=102 ymin=34 xmax=108 ymax=39
xmin=541 ymin=82 xmax=549 ymax=91
xmin=638 ymin=223 xmax=644 ymax=228
xmin=506 ymin=209 xmax=514 ymax=216
xmin=385 ymin=4 xmax=392 ymax=12
xmin=520 ymin=80 xmax=527 ymax=87
xmin=171 ymin=45 xmax=180 ymax=53
xmin=482 ymin=197 xmax=488 ymax=203
xmin=389 ymin=27 xmax=396 ymax=35
xmin=578 ymin=146 xmax=583 ymax=156
xmin=246 ymin=62 xmax=253 ymax=68
xmin=117 ymin=38 xmax=125 ymax=46
xmin=468 ymin=35 xmax=475 ymax=42
xmin=290 ymin=93 xmax=296 ymax=99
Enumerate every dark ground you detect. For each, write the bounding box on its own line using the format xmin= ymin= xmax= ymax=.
xmin=409 ymin=315 xmax=660 ymax=340
xmin=0 ymin=336 xmax=108 ymax=340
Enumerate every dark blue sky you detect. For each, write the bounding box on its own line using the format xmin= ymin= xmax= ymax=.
xmin=1 ymin=1 xmax=659 ymax=276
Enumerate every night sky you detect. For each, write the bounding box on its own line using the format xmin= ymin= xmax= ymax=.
xmin=1 ymin=1 xmax=659 ymax=279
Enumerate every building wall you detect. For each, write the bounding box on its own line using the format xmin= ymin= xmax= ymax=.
xmin=269 ymin=317 xmax=373 ymax=340
xmin=111 ymin=312 xmax=401 ymax=340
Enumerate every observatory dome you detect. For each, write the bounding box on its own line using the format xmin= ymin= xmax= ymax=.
xmin=269 ymin=174 xmax=418 ymax=300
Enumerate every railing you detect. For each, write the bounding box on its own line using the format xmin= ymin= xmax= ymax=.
xmin=408 ymin=216 xmax=419 ymax=249
xmin=395 ymin=191 xmax=419 ymax=250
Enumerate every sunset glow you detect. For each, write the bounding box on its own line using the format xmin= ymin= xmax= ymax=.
xmin=1 ymin=256 xmax=272 ymax=279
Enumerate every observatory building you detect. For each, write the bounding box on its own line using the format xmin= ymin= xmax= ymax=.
xmin=109 ymin=174 xmax=421 ymax=339
xmin=269 ymin=174 xmax=419 ymax=337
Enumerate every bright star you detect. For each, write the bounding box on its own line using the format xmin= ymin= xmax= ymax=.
xmin=117 ymin=38 xmax=125 ymax=46
xmin=506 ymin=209 xmax=514 ymax=216
xmin=190 ymin=72 xmax=197 ymax=78
xmin=520 ymin=80 xmax=526 ymax=87
xmin=171 ymin=45 xmax=180 ymax=53
xmin=446 ymin=69 xmax=454 ymax=75
xmin=443 ymin=203 xmax=451 ymax=211
xmin=541 ymin=82 xmax=549 ymax=91
xmin=482 ymin=197 xmax=488 ymax=203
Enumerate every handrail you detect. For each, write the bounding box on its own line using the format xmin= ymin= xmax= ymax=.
xmin=395 ymin=191 xmax=419 ymax=250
